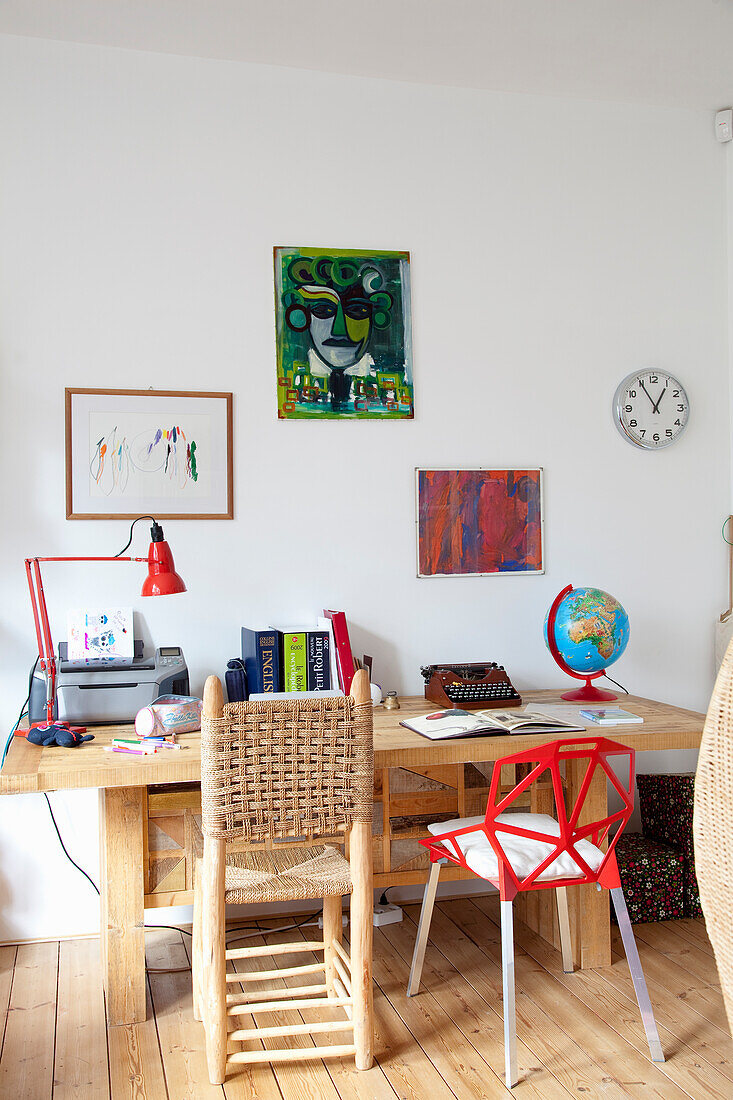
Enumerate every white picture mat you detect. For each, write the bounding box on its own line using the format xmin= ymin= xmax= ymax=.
xmin=68 ymin=391 xmax=231 ymax=517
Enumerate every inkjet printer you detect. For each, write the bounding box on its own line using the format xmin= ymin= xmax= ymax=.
xmin=29 ymin=642 xmax=189 ymax=726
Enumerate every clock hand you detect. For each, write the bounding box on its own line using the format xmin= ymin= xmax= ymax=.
xmin=651 ymin=385 xmax=667 ymax=414
xmin=638 ymin=379 xmax=656 ymax=408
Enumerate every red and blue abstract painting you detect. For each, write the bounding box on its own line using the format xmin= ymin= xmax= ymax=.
xmin=417 ymin=468 xmax=544 ymax=577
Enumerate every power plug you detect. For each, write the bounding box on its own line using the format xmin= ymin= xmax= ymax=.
xmin=372 ymin=903 xmax=403 ymax=927
xmin=317 ymin=913 xmax=349 ymax=929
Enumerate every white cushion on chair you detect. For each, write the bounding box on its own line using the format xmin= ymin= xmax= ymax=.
xmin=426 ymin=812 xmax=605 ymax=883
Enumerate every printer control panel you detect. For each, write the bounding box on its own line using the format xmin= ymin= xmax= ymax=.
xmin=159 ymin=646 xmax=183 ymax=667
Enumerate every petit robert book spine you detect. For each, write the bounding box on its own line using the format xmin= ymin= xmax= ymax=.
xmin=241 ymin=628 xmax=280 ymax=695
xmin=306 ymin=631 xmax=331 ymax=691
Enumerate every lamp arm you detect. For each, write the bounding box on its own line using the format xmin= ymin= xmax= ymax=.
xmin=25 ymin=558 xmax=57 ymax=725
xmin=24 ymin=554 xmax=150 ymax=727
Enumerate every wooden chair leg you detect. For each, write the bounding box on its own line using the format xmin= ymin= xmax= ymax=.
xmin=350 ymin=820 xmax=374 ymax=1070
xmin=500 ymin=897 xmax=518 ymax=1088
xmin=407 ymin=859 xmax=443 ymax=996
xmin=555 ymin=886 xmax=574 ymax=973
xmin=203 ymin=836 xmax=227 ymax=1085
xmin=323 ymin=893 xmax=343 ymax=997
xmin=192 ymin=873 xmax=203 ymax=1022
xmin=610 ymin=887 xmax=665 ymax=1063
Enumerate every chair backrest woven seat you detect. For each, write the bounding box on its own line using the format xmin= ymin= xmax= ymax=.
xmin=201 ymin=693 xmax=373 ymax=843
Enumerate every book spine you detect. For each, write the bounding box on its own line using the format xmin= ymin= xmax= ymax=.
xmin=282 ymin=632 xmax=307 ymax=692
xmin=306 ymin=631 xmax=331 ymax=691
xmin=241 ymin=627 xmax=263 ymax=695
xmin=242 ymin=628 xmax=279 ymax=695
xmin=257 ymin=632 xmax=279 ymax=693
xmin=323 ymin=610 xmax=354 ymax=693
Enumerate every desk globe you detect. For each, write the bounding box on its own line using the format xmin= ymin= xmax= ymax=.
xmin=544 ymin=584 xmax=629 ymax=701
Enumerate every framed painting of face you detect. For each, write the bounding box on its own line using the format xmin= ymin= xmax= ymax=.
xmin=274 ymin=246 xmax=414 ymax=419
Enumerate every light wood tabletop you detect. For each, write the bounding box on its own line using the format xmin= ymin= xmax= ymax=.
xmin=0 ymin=690 xmax=705 ymax=795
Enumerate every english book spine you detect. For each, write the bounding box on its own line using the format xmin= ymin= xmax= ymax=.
xmin=282 ymin=632 xmax=307 ymax=692
xmin=258 ymin=632 xmax=279 ymax=693
xmin=241 ymin=628 xmax=279 ymax=695
xmin=306 ymin=631 xmax=331 ymax=691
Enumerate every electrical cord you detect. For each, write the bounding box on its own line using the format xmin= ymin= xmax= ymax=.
xmin=2 ymin=658 xmax=39 ymax=767
xmin=42 ymin=792 xmax=326 ymax=972
xmin=114 ymin=516 xmax=156 ymax=557
xmin=602 ymin=674 xmax=628 ymax=694
xmin=43 ymin=792 xmax=101 ymax=895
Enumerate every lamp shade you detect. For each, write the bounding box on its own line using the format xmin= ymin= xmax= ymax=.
xmin=141 ymin=538 xmax=186 ymax=596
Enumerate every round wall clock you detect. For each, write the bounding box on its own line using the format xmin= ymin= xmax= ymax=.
xmin=613 ymin=369 xmax=689 ymax=449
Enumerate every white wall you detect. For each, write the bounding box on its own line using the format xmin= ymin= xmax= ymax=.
xmin=0 ymin=35 xmax=728 ymax=940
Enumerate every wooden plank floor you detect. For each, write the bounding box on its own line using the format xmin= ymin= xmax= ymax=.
xmin=0 ymin=900 xmax=730 ymax=1099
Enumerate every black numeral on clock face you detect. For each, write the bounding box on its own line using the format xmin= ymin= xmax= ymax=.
xmin=649 ymin=374 xmax=658 ymax=383
xmin=625 ymin=405 xmax=632 ymax=412
xmin=629 ymin=419 xmax=637 ymax=427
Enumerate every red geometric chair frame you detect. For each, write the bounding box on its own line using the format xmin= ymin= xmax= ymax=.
xmin=421 ymin=737 xmax=634 ymax=899
xmin=409 ymin=736 xmax=664 ymax=1088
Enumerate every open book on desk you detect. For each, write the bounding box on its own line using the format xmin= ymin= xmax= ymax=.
xmin=400 ymin=708 xmax=586 ymax=741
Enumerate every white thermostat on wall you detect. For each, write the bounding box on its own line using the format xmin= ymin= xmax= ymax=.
xmin=716 ymin=108 xmax=732 ymax=143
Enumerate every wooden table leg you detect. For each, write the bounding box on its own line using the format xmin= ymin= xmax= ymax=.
xmin=99 ymin=786 xmax=146 ymax=1025
xmin=565 ymin=759 xmax=611 ymax=969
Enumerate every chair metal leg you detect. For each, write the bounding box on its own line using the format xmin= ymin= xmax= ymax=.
xmin=407 ymin=860 xmax=443 ymax=996
xmin=555 ymin=887 xmax=574 ymax=973
xmin=500 ymin=898 xmax=519 ymax=1088
xmin=610 ymin=886 xmax=665 ymax=1063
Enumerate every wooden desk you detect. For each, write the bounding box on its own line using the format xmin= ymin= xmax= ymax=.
xmin=0 ymin=690 xmax=704 ymax=1026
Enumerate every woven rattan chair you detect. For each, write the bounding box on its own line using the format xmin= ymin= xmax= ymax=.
xmin=695 ymin=638 xmax=733 ymax=1036
xmin=193 ymin=669 xmax=374 ymax=1083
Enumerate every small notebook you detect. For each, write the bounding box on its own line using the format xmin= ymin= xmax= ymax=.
xmin=579 ymin=707 xmax=643 ymax=725
xmin=400 ymin=708 xmax=585 ymax=741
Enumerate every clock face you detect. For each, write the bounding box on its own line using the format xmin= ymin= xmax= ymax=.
xmin=613 ymin=370 xmax=689 ymax=450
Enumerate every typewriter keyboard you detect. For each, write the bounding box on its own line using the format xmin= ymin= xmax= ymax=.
xmin=443 ymin=681 xmax=522 ymax=705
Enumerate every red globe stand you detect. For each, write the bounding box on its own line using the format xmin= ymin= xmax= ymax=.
xmin=546 ymin=584 xmax=617 ymax=702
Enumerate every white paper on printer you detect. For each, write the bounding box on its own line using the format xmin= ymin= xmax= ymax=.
xmin=67 ymin=607 xmax=134 ymax=661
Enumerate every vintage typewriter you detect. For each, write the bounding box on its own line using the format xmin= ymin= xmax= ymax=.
xmin=420 ymin=662 xmax=522 ymax=710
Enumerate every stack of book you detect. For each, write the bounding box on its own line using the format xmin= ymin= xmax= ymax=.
xmin=241 ymin=610 xmax=356 ymax=698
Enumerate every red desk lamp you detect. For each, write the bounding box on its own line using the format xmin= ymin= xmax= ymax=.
xmin=25 ymin=518 xmax=186 ymax=734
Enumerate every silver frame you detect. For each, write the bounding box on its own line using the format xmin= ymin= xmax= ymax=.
xmin=612 ymin=370 xmax=689 ymax=450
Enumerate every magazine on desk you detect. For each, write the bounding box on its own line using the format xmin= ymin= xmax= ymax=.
xmin=400 ymin=707 xmax=586 ymax=741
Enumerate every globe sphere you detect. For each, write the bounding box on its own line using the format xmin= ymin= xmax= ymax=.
xmin=544 ymin=586 xmax=629 ymax=675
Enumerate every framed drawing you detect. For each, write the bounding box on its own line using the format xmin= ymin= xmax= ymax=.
xmin=65 ymin=388 xmax=233 ymax=520
xmin=274 ymin=246 xmax=414 ymax=420
xmin=416 ymin=468 xmax=544 ymax=577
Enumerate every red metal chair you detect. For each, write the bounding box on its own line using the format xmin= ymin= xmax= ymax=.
xmin=407 ymin=737 xmax=664 ymax=1087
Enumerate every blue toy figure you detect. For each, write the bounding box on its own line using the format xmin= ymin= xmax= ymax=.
xmin=27 ymin=724 xmax=94 ymax=748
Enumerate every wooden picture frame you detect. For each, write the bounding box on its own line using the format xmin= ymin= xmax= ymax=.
xmin=65 ymin=388 xmax=233 ymax=520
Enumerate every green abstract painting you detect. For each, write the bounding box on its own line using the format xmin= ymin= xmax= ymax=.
xmin=274 ymin=246 xmax=414 ymax=420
